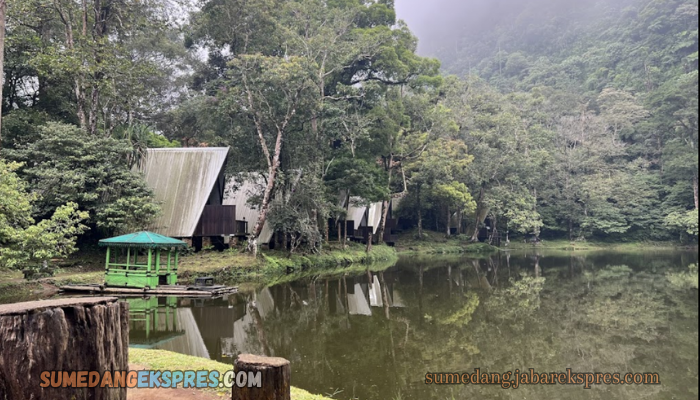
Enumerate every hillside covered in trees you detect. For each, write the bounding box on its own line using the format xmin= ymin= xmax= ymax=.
xmin=0 ymin=0 xmax=697 ymax=268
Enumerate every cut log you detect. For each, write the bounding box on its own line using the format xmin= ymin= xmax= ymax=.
xmin=232 ymin=354 xmax=290 ymax=400
xmin=0 ymin=297 xmax=129 ymax=400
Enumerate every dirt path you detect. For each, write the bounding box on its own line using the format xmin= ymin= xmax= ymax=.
xmin=126 ymin=363 xmax=227 ymax=400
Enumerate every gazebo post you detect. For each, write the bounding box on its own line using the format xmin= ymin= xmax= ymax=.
xmin=126 ymin=247 xmax=130 ymax=271
xmin=105 ymin=247 xmax=110 ymax=271
xmin=147 ymin=249 xmax=152 ymax=273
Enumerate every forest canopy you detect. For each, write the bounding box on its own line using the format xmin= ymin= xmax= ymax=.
xmin=0 ymin=0 xmax=697 ymax=264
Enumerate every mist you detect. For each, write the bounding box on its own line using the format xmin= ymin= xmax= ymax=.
xmin=395 ymin=0 xmax=641 ymax=61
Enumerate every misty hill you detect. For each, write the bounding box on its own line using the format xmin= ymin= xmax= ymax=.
xmin=416 ymin=0 xmax=697 ymax=94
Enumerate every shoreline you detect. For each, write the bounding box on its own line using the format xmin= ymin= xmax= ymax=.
xmin=1 ymin=232 xmax=695 ymax=303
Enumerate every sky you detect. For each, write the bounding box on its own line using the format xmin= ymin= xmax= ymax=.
xmin=394 ymin=0 xmax=446 ymax=55
xmin=394 ymin=0 xmax=497 ymax=56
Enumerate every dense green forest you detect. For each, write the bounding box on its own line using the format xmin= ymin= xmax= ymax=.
xmin=0 ymin=0 xmax=697 ymax=268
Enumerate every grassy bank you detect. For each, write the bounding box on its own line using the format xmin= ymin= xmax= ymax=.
xmin=393 ymin=228 xmax=691 ymax=253
xmin=502 ymin=238 xmax=692 ymax=251
xmin=179 ymin=242 xmax=397 ymax=287
xmin=128 ymin=348 xmax=332 ymax=399
xmin=394 ymin=229 xmax=499 ymax=255
xmin=0 ymin=262 xmax=106 ymax=303
xmin=0 ymin=243 xmax=398 ymax=299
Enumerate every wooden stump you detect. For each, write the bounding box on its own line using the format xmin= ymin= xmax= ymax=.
xmin=232 ymin=354 xmax=290 ymax=400
xmin=0 ymin=297 xmax=129 ymax=400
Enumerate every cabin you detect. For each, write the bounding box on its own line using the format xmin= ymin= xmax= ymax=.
xmin=223 ymin=176 xmax=276 ymax=248
xmin=99 ymin=231 xmax=188 ymax=288
xmin=332 ymin=195 xmax=400 ymax=245
xmin=139 ymin=147 xmax=237 ymax=250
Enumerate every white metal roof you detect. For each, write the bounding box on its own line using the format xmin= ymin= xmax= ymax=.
xmin=347 ymin=196 xmax=367 ymax=224
xmin=366 ymin=202 xmax=383 ymax=234
xmin=139 ymin=147 xmax=229 ymax=237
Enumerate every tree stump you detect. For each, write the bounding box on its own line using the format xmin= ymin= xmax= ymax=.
xmin=0 ymin=297 xmax=129 ymax=400
xmin=232 ymin=354 xmax=290 ymax=400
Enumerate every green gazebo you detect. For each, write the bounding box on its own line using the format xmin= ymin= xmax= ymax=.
xmin=99 ymin=231 xmax=188 ymax=289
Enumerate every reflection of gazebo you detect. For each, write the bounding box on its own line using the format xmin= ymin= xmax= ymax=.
xmin=99 ymin=231 xmax=188 ymax=289
xmin=127 ymin=297 xmax=210 ymax=359
xmin=127 ymin=297 xmax=184 ymax=346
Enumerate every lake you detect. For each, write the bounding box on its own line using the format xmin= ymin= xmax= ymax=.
xmin=129 ymin=249 xmax=698 ymax=399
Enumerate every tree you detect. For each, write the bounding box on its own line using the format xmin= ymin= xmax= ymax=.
xmin=432 ymin=181 xmax=476 ymax=236
xmin=5 ymin=122 xmax=159 ymax=235
xmin=224 ymin=55 xmax=315 ymax=254
xmin=0 ymin=0 xmax=6 ymax=144
xmin=4 ymin=0 xmax=187 ymax=136
xmin=0 ymin=159 xmax=88 ymax=271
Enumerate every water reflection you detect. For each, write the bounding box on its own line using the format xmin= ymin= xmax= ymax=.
xmin=127 ymin=296 xmax=210 ymax=359
xmin=126 ymin=250 xmax=698 ymax=400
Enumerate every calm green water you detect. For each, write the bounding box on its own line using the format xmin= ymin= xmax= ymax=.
xmin=128 ymin=250 xmax=698 ymax=400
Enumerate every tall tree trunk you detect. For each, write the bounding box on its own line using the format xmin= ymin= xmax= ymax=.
xmin=247 ymin=125 xmax=284 ymax=253
xmin=377 ymin=200 xmax=389 ymax=244
xmin=445 ymin=207 xmax=451 ymax=237
xmin=89 ymin=85 xmax=99 ymax=135
xmin=457 ymin=210 xmax=463 ymax=235
xmin=343 ymin=192 xmax=349 ymax=248
xmin=417 ymin=211 xmax=423 ymax=239
xmin=488 ymin=216 xmax=498 ymax=245
xmin=337 ymin=220 xmax=342 ymax=244
xmin=470 ymin=186 xmax=485 ymax=242
xmin=376 ymin=155 xmax=394 ymax=241
xmin=0 ymin=0 xmax=6 ymax=146
xmin=416 ymin=185 xmax=423 ymax=238
xmin=694 ymin=173 xmax=698 ymax=211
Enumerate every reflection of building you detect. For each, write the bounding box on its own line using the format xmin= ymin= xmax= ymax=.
xmin=348 ymin=283 xmax=372 ymax=315
xmin=188 ymin=288 xmax=276 ymax=360
xmin=346 ymin=274 xmax=405 ymax=316
xmin=127 ymin=297 xmax=209 ymax=359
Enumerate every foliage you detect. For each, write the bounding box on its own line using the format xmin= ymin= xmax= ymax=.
xmin=1 ymin=0 xmax=698 ymax=249
xmin=0 ymin=159 xmax=88 ymax=270
xmin=666 ymin=263 xmax=699 ymax=289
xmin=664 ymin=209 xmax=699 ymax=237
xmin=439 ymin=292 xmax=480 ymax=327
xmin=486 ymin=273 xmax=546 ymax=326
xmin=4 ymin=122 xmax=159 ymax=235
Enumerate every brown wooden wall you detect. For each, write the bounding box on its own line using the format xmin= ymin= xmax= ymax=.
xmin=195 ymin=205 xmax=236 ymax=236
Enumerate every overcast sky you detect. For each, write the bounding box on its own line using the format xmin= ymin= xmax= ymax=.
xmin=394 ymin=0 xmax=439 ymax=55
xmin=395 ymin=0 xmax=486 ymax=56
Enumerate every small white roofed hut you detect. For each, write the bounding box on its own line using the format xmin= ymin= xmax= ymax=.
xmin=223 ymin=175 xmax=275 ymax=246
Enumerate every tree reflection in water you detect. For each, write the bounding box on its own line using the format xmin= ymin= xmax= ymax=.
xmin=129 ymin=250 xmax=699 ymax=400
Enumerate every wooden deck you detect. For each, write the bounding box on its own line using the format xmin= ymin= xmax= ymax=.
xmin=60 ymin=284 xmax=238 ymax=297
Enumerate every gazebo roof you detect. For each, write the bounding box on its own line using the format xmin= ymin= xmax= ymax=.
xmin=98 ymin=231 xmax=188 ymax=249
